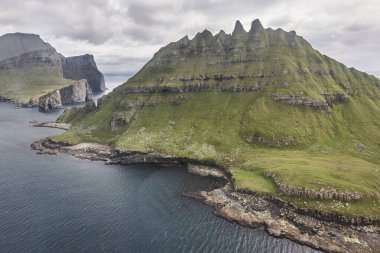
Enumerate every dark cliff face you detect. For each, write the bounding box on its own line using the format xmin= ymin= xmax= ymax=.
xmin=38 ymin=79 xmax=93 ymax=112
xmin=61 ymin=54 xmax=106 ymax=93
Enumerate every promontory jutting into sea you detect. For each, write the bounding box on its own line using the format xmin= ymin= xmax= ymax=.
xmin=0 ymin=1 xmax=379 ymax=253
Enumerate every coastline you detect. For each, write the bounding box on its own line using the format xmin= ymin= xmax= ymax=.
xmin=31 ymin=137 xmax=380 ymax=253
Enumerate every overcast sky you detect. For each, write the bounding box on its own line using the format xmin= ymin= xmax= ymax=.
xmin=1 ymin=0 xmax=380 ymax=77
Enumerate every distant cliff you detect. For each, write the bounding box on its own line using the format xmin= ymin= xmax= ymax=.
xmin=0 ymin=48 xmax=63 ymax=70
xmin=37 ymin=79 xmax=93 ymax=112
xmin=61 ymin=55 xmax=105 ymax=92
xmin=0 ymin=33 xmax=105 ymax=105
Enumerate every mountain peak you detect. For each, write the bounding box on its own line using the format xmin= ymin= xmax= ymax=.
xmin=193 ymin=29 xmax=213 ymax=41
xmin=218 ymin=30 xmax=226 ymax=35
xmin=232 ymin=20 xmax=246 ymax=36
xmin=249 ymin=19 xmax=264 ymax=33
xmin=201 ymin=29 xmax=213 ymax=37
xmin=178 ymin=35 xmax=189 ymax=43
xmin=0 ymin=32 xmax=52 ymax=61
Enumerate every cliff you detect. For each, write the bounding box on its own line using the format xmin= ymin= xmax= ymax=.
xmin=0 ymin=33 xmax=105 ymax=104
xmin=38 ymin=79 xmax=93 ymax=112
xmin=0 ymin=48 xmax=63 ymax=72
xmin=61 ymin=54 xmax=106 ymax=92
xmin=38 ymin=89 xmax=62 ymax=112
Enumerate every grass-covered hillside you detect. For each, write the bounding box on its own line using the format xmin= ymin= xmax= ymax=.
xmin=53 ymin=20 xmax=380 ymax=217
xmin=0 ymin=66 xmax=74 ymax=103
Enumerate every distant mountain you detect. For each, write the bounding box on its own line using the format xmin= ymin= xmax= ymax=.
xmin=0 ymin=33 xmax=51 ymax=61
xmin=0 ymin=33 xmax=105 ymax=110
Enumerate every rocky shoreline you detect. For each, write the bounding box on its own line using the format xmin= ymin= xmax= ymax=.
xmin=31 ymin=137 xmax=380 ymax=253
xmin=185 ymin=188 xmax=379 ymax=253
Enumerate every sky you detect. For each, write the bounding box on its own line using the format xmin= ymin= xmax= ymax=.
xmin=1 ymin=0 xmax=380 ymax=77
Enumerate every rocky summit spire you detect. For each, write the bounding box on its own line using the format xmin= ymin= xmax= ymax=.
xmin=193 ymin=29 xmax=213 ymax=41
xmin=201 ymin=29 xmax=213 ymax=38
xmin=232 ymin=20 xmax=246 ymax=36
xmin=217 ymin=30 xmax=226 ymax=36
xmin=249 ymin=19 xmax=264 ymax=33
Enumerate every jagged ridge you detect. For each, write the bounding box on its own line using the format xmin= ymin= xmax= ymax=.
xmin=121 ymin=19 xmax=380 ymax=109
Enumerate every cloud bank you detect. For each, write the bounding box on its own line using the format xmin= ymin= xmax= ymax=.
xmin=1 ymin=0 xmax=380 ymax=77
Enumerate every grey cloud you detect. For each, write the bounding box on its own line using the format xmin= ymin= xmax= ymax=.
xmin=0 ymin=0 xmax=380 ymax=76
xmin=267 ymin=15 xmax=294 ymax=29
xmin=344 ymin=23 xmax=373 ymax=32
xmin=123 ymin=25 xmax=166 ymax=44
xmin=183 ymin=0 xmax=282 ymax=13
xmin=0 ymin=0 xmax=120 ymax=45
xmin=127 ymin=2 xmax=177 ymax=26
xmin=97 ymin=55 xmax=150 ymax=66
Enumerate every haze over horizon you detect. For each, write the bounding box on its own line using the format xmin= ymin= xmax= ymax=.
xmin=1 ymin=0 xmax=380 ymax=77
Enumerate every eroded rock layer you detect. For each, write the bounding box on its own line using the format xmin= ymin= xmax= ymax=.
xmin=38 ymin=79 xmax=93 ymax=112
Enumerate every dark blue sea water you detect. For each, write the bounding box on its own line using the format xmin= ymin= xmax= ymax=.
xmin=0 ymin=76 xmax=319 ymax=252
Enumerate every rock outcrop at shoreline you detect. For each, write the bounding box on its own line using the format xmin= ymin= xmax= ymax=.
xmin=59 ymin=79 xmax=93 ymax=103
xmin=32 ymin=122 xmax=71 ymax=130
xmin=187 ymin=163 xmax=228 ymax=179
xmin=37 ymin=79 xmax=93 ymax=112
xmin=30 ymin=137 xmax=380 ymax=253
xmin=38 ymin=90 xmax=63 ymax=112
xmin=193 ymin=188 xmax=380 ymax=253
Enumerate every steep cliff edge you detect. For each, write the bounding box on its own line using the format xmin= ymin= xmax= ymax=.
xmin=61 ymin=55 xmax=105 ymax=93
xmin=38 ymin=79 xmax=93 ymax=112
xmin=0 ymin=33 xmax=104 ymax=104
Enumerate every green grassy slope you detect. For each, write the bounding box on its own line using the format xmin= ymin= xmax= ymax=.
xmin=0 ymin=65 xmax=74 ymax=103
xmin=53 ymin=20 xmax=380 ymax=217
